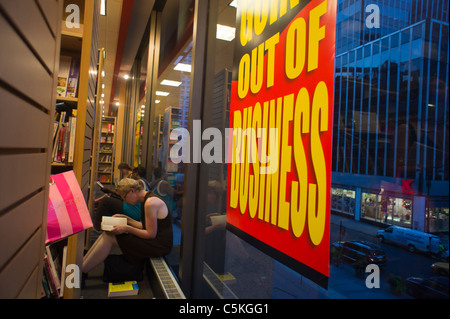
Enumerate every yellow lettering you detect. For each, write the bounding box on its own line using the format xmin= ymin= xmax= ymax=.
xmin=285 ymin=17 xmax=306 ymax=80
xmin=250 ymin=44 xmax=264 ymax=94
xmin=239 ymin=107 xmax=252 ymax=215
xmin=257 ymin=101 xmax=269 ymax=220
xmin=249 ymin=103 xmax=262 ymax=218
xmin=265 ymin=32 xmax=279 ymax=88
xmin=308 ymin=0 xmax=327 ymax=72
xmin=269 ymin=0 xmax=278 ymax=24
xmin=230 ymin=110 xmax=242 ymax=209
xmin=264 ymin=98 xmax=282 ymax=225
xmin=240 ymin=0 xmax=253 ymax=46
xmin=290 ymin=88 xmax=310 ymax=238
xmin=254 ymin=0 xmax=269 ymax=35
xmin=308 ymin=81 xmax=328 ymax=245
xmin=238 ymin=54 xmax=250 ymax=99
xmin=277 ymin=93 xmax=294 ymax=230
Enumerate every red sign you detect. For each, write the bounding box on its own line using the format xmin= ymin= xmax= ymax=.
xmin=401 ymin=179 xmax=415 ymax=194
xmin=226 ymin=0 xmax=336 ymax=288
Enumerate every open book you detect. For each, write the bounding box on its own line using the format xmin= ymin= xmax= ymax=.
xmin=101 ymin=216 xmax=127 ymax=231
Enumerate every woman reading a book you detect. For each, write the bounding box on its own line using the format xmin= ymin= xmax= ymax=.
xmin=82 ymin=178 xmax=173 ymax=274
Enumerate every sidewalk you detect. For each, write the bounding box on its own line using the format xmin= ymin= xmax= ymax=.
xmin=327 ymin=264 xmax=405 ymax=299
xmin=330 ymin=213 xmax=449 ymax=248
xmin=327 ymin=214 xmax=407 ymax=299
xmin=330 ymin=214 xmax=382 ymax=239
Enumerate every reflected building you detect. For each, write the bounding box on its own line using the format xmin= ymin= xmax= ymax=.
xmin=331 ymin=0 xmax=449 ymax=233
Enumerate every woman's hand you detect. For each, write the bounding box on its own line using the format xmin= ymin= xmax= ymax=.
xmin=110 ymin=224 xmax=129 ymax=235
xmin=113 ymin=214 xmax=143 ymax=229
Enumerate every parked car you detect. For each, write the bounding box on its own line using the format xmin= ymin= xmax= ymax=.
xmin=405 ymin=276 xmax=449 ymax=299
xmin=431 ymin=262 xmax=449 ymax=277
xmin=330 ymin=241 xmax=387 ymax=266
xmin=377 ymin=226 xmax=440 ymax=255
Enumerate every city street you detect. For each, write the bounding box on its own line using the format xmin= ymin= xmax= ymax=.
xmin=328 ymin=215 xmax=447 ymax=298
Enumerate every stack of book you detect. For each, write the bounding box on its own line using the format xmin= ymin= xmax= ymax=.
xmin=108 ymin=281 xmax=139 ymax=298
xmin=56 ymin=55 xmax=80 ymax=98
xmin=52 ymin=111 xmax=77 ymax=164
xmin=100 ymin=154 xmax=112 ymax=163
xmin=42 ymin=244 xmax=68 ymax=299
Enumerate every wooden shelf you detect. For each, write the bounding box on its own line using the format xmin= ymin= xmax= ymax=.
xmin=51 ymin=162 xmax=73 ymax=166
xmin=48 ymin=0 xmax=100 ymax=300
xmin=61 ymin=29 xmax=83 ymax=39
xmin=56 ymin=96 xmax=78 ymax=103
xmin=60 ymin=32 xmax=83 ymax=53
xmin=98 ymin=116 xmax=116 ymax=184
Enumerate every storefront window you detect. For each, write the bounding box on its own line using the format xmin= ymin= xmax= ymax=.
xmin=331 ymin=187 xmax=355 ymax=216
xmin=179 ymin=0 xmax=448 ymax=299
xmin=428 ymin=207 xmax=449 ymax=233
xmin=361 ymin=192 xmax=412 ymax=228
xmin=136 ymin=0 xmax=449 ymax=299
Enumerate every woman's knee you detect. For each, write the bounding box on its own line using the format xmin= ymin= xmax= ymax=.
xmin=103 ymin=231 xmax=119 ymax=246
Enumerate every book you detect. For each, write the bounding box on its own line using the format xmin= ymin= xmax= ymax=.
xmin=62 ymin=117 xmax=71 ymax=162
xmin=42 ymin=270 xmax=52 ymax=298
xmin=108 ymin=281 xmax=139 ymax=297
xmin=45 ymin=245 xmax=61 ymax=294
xmin=68 ymin=116 xmax=77 ymax=163
xmin=66 ymin=56 xmax=80 ymax=98
xmin=52 ymin=111 xmax=66 ymax=161
xmin=101 ymin=216 xmax=127 ymax=231
xmin=55 ymin=124 xmax=65 ymax=162
xmin=59 ymin=246 xmax=68 ymax=298
xmin=57 ymin=56 xmax=72 ymax=97
xmin=210 ymin=214 xmax=227 ymax=226
xmin=43 ymin=255 xmax=59 ymax=297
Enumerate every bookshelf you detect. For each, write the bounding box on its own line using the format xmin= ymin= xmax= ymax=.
xmin=44 ymin=0 xmax=100 ymax=299
xmin=98 ymin=116 xmax=116 ymax=183
xmin=0 ymin=0 xmax=100 ymax=299
xmin=153 ymin=114 xmax=164 ymax=167
xmin=0 ymin=0 xmax=64 ymax=298
xmin=162 ymin=106 xmax=183 ymax=189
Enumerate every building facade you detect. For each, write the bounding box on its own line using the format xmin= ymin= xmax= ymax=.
xmin=331 ymin=0 xmax=449 ymax=232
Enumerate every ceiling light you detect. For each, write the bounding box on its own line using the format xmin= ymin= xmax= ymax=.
xmin=229 ymin=0 xmax=237 ymax=7
xmin=102 ymin=71 xmax=105 ymax=77
xmin=216 ymin=24 xmax=236 ymax=41
xmin=156 ymin=91 xmax=170 ymax=96
xmin=155 ymin=100 xmax=160 ymax=104
xmin=174 ymin=63 xmax=191 ymax=72
xmin=102 ymin=84 xmax=105 ymax=89
xmin=115 ymin=102 xmax=120 ymax=106
xmin=161 ymin=80 xmax=182 ymax=87
xmin=100 ymin=0 xmax=106 ymax=16
xmin=124 ymin=74 xmax=129 ymax=80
